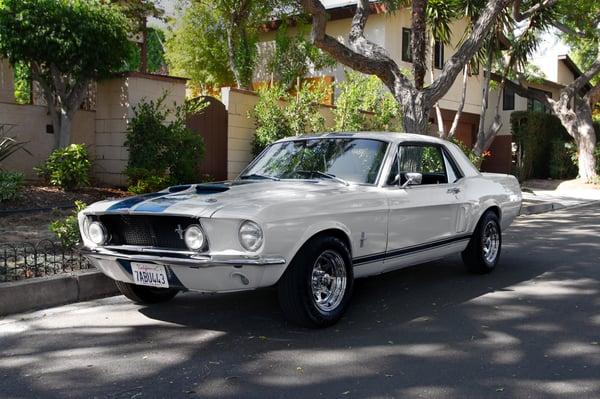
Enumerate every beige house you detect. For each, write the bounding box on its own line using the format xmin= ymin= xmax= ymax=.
xmin=255 ymin=2 xmax=580 ymax=173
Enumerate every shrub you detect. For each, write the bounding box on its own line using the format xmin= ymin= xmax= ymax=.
xmin=0 ymin=170 xmax=24 ymax=202
xmin=510 ymin=111 xmax=576 ymax=181
xmin=251 ymin=82 xmax=325 ymax=155
xmin=451 ymin=139 xmax=490 ymax=170
xmin=36 ymin=144 xmax=91 ymax=190
xmin=128 ymin=174 xmax=171 ymax=195
xmin=125 ymin=96 xmax=206 ymax=193
xmin=333 ymin=70 xmax=402 ymax=132
xmin=549 ymin=139 xmax=578 ymax=179
xmin=49 ymin=201 xmax=87 ymax=249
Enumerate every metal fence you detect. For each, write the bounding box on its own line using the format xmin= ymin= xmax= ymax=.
xmin=0 ymin=240 xmax=92 ymax=283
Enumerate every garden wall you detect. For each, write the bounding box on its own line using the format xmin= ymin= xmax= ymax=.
xmin=0 ymin=69 xmax=187 ymax=186
xmin=0 ymin=103 xmax=95 ymax=179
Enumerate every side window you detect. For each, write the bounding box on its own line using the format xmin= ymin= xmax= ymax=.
xmin=442 ymin=149 xmax=463 ymax=183
xmin=387 ymin=145 xmax=448 ymax=185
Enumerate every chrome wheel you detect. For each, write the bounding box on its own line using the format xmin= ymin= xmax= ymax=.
xmin=311 ymin=250 xmax=347 ymax=312
xmin=482 ymin=221 xmax=500 ymax=263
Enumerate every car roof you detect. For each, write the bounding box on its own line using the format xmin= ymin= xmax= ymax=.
xmin=275 ymin=132 xmax=448 ymax=145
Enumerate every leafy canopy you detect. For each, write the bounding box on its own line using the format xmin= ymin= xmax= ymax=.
xmin=0 ymin=0 xmax=131 ymax=80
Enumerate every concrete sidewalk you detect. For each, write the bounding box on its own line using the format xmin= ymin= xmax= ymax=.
xmin=520 ymin=179 xmax=600 ymax=215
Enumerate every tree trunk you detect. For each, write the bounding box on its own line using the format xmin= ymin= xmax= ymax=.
xmin=448 ymin=66 xmax=469 ymax=139
xmin=411 ymin=0 xmax=427 ymax=90
xmin=430 ymin=36 xmax=445 ymax=137
xmin=572 ymin=98 xmax=597 ymax=182
xmin=401 ymin=92 xmax=430 ymax=134
xmin=139 ymin=17 xmax=148 ymax=73
xmin=57 ymin=112 xmax=72 ymax=148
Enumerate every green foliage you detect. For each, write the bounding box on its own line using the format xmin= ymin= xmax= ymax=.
xmin=123 ymin=28 xmax=167 ymax=73
xmin=49 ymin=201 xmax=87 ymax=249
xmin=125 ymin=96 xmax=206 ymax=193
xmin=166 ymin=0 xmax=293 ymax=90
xmin=0 ymin=170 xmax=24 ymax=202
xmin=333 ymin=71 xmax=402 ymax=132
xmin=268 ymin=22 xmax=335 ymax=89
xmin=127 ymin=174 xmax=171 ymax=195
xmin=13 ymin=61 xmax=31 ymax=104
xmin=165 ymin=2 xmax=234 ymax=89
xmin=36 ymin=144 xmax=92 ymax=191
xmin=0 ymin=0 xmax=131 ymax=80
xmin=511 ymin=111 xmax=577 ymax=180
xmin=251 ymin=82 xmax=326 ymax=154
xmin=450 ymin=138 xmax=490 ymax=170
xmin=0 ymin=135 xmax=30 ymax=164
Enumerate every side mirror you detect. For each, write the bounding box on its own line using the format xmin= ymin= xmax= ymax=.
xmin=401 ymin=172 xmax=422 ymax=188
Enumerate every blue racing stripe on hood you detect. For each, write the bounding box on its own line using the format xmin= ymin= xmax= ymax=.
xmin=133 ymin=193 xmax=200 ymax=213
xmin=106 ymin=192 xmax=165 ymax=212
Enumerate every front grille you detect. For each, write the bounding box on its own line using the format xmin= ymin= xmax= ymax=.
xmin=98 ymin=215 xmax=198 ymax=250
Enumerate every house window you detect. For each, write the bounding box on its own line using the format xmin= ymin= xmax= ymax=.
xmin=527 ymin=88 xmax=552 ymax=113
xmin=434 ymin=40 xmax=444 ymax=69
xmin=402 ymin=28 xmax=412 ymax=62
xmin=503 ymin=88 xmax=515 ymax=110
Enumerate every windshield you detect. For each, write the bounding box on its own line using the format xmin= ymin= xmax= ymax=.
xmin=240 ymin=138 xmax=389 ymax=185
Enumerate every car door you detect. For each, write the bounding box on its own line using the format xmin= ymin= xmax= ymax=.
xmin=383 ymin=143 xmax=465 ymax=270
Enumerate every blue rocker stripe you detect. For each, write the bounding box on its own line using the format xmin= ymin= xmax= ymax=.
xmin=353 ymin=234 xmax=472 ymax=266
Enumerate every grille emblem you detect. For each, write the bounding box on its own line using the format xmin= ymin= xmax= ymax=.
xmin=175 ymin=224 xmax=185 ymax=240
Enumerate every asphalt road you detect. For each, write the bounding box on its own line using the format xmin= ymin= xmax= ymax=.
xmin=2 ymin=203 xmax=600 ymax=399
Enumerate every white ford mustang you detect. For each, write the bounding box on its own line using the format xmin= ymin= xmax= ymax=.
xmin=79 ymin=133 xmax=522 ymax=327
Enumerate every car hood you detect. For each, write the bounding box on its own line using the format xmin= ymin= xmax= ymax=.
xmin=84 ymin=180 xmax=351 ymax=218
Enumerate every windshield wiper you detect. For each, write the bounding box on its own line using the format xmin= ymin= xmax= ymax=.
xmin=295 ymin=170 xmax=349 ymax=186
xmin=239 ymin=173 xmax=280 ymax=181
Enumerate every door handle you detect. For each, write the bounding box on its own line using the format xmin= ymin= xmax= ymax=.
xmin=447 ymin=187 xmax=461 ymax=194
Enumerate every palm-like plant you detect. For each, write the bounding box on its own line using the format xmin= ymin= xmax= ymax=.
xmin=0 ymin=124 xmax=31 ymax=166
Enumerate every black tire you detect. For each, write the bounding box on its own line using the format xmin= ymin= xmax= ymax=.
xmin=462 ymin=210 xmax=502 ymax=274
xmin=277 ymin=235 xmax=354 ymax=328
xmin=114 ymin=280 xmax=179 ymax=304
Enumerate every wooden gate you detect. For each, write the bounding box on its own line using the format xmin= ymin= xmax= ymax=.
xmin=186 ymin=96 xmax=228 ymax=181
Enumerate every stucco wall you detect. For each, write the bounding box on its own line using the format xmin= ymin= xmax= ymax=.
xmin=94 ymin=74 xmax=187 ymax=186
xmin=0 ymin=102 xmax=95 ymax=179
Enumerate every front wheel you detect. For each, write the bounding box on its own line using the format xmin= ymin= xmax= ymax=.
xmin=462 ymin=210 xmax=502 ymax=274
xmin=114 ymin=280 xmax=179 ymax=304
xmin=278 ymin=236 xmax=354 ymax=328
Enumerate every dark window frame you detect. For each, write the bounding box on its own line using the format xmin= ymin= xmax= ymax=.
xmin=434 ymin=40 xmax=444 ymax=70
xmin=401 ymin=28 xmax=412 ymax=63
xmin=503 ymin=88 xmax=515 ymax=111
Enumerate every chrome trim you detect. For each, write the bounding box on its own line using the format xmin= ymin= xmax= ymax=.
xmin=81 ymin=246 xmax=286 ymax=268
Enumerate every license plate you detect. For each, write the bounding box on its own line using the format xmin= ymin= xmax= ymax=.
xmin=131 ymin=263 xmax=169 ymax=288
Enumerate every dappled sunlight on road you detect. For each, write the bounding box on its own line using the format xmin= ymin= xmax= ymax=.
xmin=2 ymin=204 xmax=600 ymax=398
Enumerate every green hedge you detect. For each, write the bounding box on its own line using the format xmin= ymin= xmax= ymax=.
xmin=510 ymin=111 xmax=577 ymax=181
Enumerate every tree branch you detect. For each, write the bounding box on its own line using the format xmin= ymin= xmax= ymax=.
xmin=425 ymin=0 xmax=513 ymax=106
xmin=513 ymin=0 xmax=558 ymax=22
xmin=490 ymin=71 xmax=551 ymax=106
xmin=299 ymin=0 xmax=412 ymax=94
xmin=551 ymin=20 xmax=587 ymax=38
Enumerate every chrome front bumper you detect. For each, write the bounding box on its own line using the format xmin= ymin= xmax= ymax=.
xmin=82 ymin=246 xmax=287 ymax=293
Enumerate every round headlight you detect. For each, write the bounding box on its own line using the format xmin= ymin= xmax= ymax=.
xmin=88 ymin=221 xmax=108 ymax=245
xmin=184 ymin=225 xmax=205 ymax=251
xmin=239 ymin=220 xmax=263 ymax=251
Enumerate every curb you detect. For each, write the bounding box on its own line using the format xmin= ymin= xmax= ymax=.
xmin=0 ymin=270 xmax=119 ymax=316
xmin=519 ymin=202 xmax=564 ymax=215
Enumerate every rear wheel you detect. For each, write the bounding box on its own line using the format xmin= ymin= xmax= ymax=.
xmin=278 ymin=235 xmax=354 ymax=328
xmin=462 ymin=210 xmax=502 ymax=274
xmin=114 ymin=280 xmax=179 ymax=304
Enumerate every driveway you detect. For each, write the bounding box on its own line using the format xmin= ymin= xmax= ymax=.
xmin=2 ymin=204 xmax=600 ymax=399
